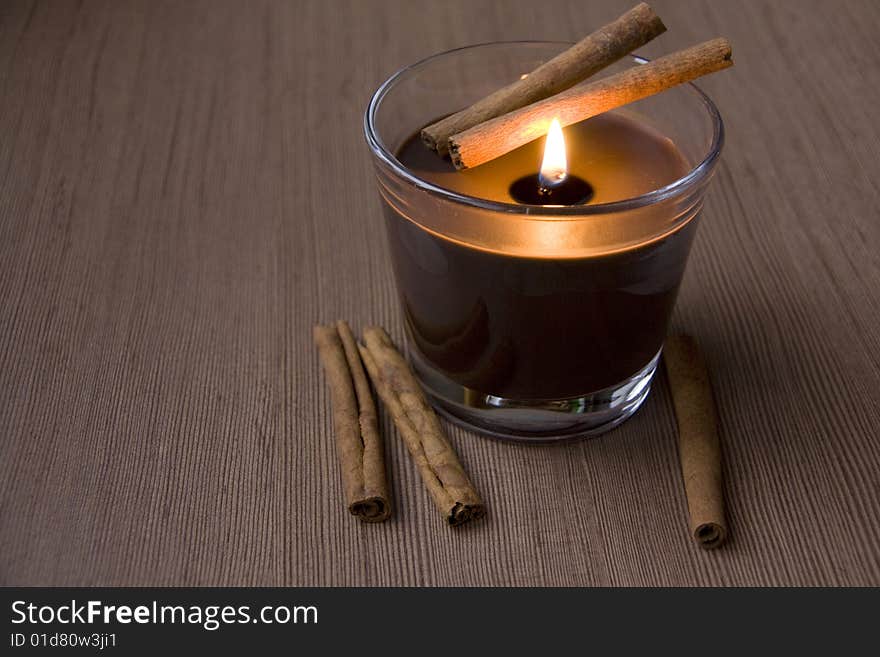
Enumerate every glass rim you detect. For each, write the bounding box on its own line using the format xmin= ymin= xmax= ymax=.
xmin=364 ymin=40 xmax=724 ymax=218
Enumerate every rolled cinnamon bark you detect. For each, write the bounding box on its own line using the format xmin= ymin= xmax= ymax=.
xmin=421 ymin=3 xmax=666 ymax=156
xmin=449 ymin=38 xmax=733 ymax=170
xmin=358 ymin=327 xmax=485 ymax=527
xmin=664 ymin=335 xmax=727 ymax=549
xmin=314 ymin=322 xmax=391 ymax=522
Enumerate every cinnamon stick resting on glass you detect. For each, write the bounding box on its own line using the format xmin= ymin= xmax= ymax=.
xmin=420 ymin=2 xmax=666 ymax=156
xmin=314 ymin=321 xmax=391 ymax=522
xmin=358 ymin=327 xmax=485 ymax=527
xmin=664 ymin=335 xmax=727 ymax=549
xmin=449 ymin=38 xmax=733 ymax=170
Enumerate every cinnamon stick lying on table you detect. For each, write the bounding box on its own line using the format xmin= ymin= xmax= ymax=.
xmin=358 ymin=327 xmax=485 ymax=527
xmin=449 ymin=37 xmax=733 ymax=170
xmin=314 ymin=321 xmax=391 ymax=522
xmin=664 ymin=335 xmax=727 ymax=549
xmin=421 ymin=3 xmax=666 ymax=156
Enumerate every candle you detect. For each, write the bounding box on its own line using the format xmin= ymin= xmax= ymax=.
xmin=365 ymin=41 xmax=724 ymax=440
xmin=386 ymin=111 xmax=692 ymax=401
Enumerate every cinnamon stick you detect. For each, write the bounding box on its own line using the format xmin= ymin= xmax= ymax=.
xmin=314 ymin=322 xmax=391 ymax=522
xmin=449 ymin=37 xmax=733 ymax=170
xmin=664 ymin=335 xmax=727 ymax=549
xmin=421 ymin=3 xmax=666 ymax=156
xmin=358 ymin=327 xmax=485 ymax=527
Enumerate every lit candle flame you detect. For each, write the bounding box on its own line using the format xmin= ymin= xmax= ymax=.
xmin=539 ymin=118 xmax=567 ymax=189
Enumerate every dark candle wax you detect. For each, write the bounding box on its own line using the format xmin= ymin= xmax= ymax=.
xmin=385 ymin=112 xmax=695 ymax=400
xmin=508 ymin=173 xmax=594 ymax=205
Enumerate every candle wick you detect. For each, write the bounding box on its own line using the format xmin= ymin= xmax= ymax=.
xmin=538 ymin=170 xmax=567 ymax=191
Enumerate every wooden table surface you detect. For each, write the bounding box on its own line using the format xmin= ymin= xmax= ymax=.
xmin=2 ymin=0 xmax=879 ymax=587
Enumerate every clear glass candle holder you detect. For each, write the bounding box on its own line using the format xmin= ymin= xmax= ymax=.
xmin=364 ymin=42 xmax=723 ymax=442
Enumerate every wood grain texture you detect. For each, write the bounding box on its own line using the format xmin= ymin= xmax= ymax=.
xmin=1 ymin=0 xmax=878 ymax=586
